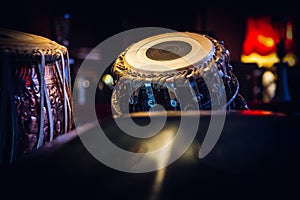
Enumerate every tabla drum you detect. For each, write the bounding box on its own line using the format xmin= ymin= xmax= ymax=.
xmin=111 ymin=32 xmax=248 ymax=117
xmin=0 ymin=28 xmax=73 ymax=165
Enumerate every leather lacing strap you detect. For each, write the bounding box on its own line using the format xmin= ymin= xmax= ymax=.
xmin=65 ymin=49 xmax=72 ymax=90
xmin=37 ymin=50 xmax=56 ymax=147
xmin=65 ymin=49 xmax=73 ymax=127
xmin=36 ymin=50 xmax=46 ymax=148
xmin=55 ymin=49 xmax=71 ymax=133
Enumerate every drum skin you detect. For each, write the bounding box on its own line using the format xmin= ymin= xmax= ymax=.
xmin=0 ymin=28 xmax=73 ymax=164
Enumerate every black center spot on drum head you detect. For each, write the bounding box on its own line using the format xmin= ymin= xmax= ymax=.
xmin=146 ymin=41 xmax=192 ymax=61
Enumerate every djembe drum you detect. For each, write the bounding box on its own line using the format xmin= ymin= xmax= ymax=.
xmin=111 ymin=32 xmax=248 ymax=117
xmin=0 ymin=28 xmax=73 ymax=165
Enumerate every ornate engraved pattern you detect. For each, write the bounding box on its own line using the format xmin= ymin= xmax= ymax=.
xmin=14 ymin=61 xmax=71 ymax=155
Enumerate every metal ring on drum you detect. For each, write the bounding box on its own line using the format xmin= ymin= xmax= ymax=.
xmin=111 ymin=32 xmax=248 ymax=117
xmin=0 ymin=27 xmax=73 ymax=165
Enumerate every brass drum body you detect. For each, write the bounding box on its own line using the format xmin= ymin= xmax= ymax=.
xmin=0 ymin=28 xmax=73 ymax=164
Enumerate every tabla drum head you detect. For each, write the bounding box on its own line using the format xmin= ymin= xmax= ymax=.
xmin=123 ymin=32 xmax=215 ymax=74
xmin=0 ymin=27 xmax=67 ymax=59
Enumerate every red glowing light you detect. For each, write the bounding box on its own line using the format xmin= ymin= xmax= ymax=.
xmin=242 ymin=17 xmax=280 ymax=56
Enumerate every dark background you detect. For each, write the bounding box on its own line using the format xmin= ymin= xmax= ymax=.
xmin=1 ymin=0 xmax=299 ymax=61
xmin=2 ymin=0 xmax=299 ymax=98
xmin=1 ymin=0 xmax=300 ymax=114
xmin=1 ymin=1 xmax=299 ymax=199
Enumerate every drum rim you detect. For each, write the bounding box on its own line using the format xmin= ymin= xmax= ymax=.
xmin=123 ymin=32 xmax=215 ymax=73
xmin=0 ymin=27 xmax=67 ymax=56
xmin=112 ymin=31 xmax=226 ymax=79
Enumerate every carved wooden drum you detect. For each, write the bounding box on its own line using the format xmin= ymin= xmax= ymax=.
xmin=111 ymin=32 xmax=248 ymax=116
xmin=0 ymin=28 xmax=73 ymax=164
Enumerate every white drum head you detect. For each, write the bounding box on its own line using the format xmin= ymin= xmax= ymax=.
xmin=124 ymin=32 xmax=215 ymax=73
